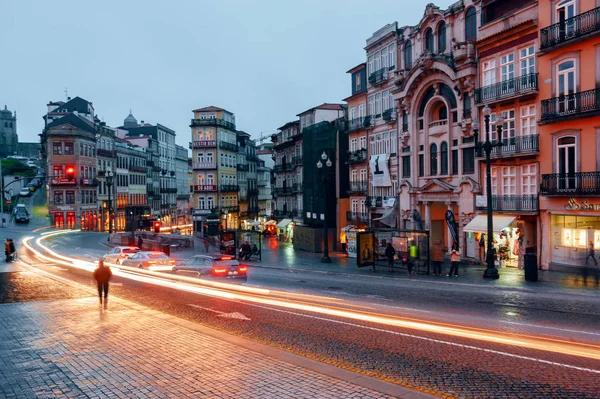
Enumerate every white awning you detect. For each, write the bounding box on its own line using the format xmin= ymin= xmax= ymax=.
xmin=276 ymin=218 xmax=293 ymax=228
xmin=463 ymin=214 xmax=516 ymax=234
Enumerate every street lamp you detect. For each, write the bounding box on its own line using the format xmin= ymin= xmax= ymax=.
xmin=106 ymin=170 xmax=114 ymax=242
xmin=474 ymin=105 xmax=504 ymax=279
xmin=317 ymin=150 xmax=333 ymax=263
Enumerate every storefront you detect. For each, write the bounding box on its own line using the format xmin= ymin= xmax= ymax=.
xmin=541 ymin=198 xmax=600 ymax=269
xmin=276 ymin=218 xmax=294 ymax=242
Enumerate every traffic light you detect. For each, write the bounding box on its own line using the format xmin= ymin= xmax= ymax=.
xmin=65 ymin=166 xmax=75 ymax=181
xmin=153 ymin=221 xmax=161 ymax=234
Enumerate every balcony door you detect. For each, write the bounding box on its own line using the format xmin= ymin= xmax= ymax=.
xmin=557 ymin=136 xmax=576 ymax=190
xmin=556 ymin=0 xmax=576 ymax=39
xmin=557 ymin=60 xmax=576 ymax=114
xmin=501 ymin=54 xmax=515 ymax=95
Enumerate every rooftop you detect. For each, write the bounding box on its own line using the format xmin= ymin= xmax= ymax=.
xmin=297 ymin=103 xmax=345 ymax=116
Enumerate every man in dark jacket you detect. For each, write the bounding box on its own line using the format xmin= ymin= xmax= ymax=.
xmin=8 ymin=239 xmax=16 ymax=262
xmin=385 ymin=243 xmax=396 ymax=272
xmin=93 ymin=259 xmax=112 ymax=306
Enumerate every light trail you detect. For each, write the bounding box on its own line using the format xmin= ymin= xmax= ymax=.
xmin=24 ymin=232 xmax=600 ymax=365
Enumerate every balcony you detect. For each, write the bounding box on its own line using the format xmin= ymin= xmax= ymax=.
xmin=191 ymin=208 xmax=212 ymax=216
xmin=273 ymin=210 xmax=293 ymax=218
xmin=220 ymin=205 xmax=240 ymax=213
xmin=219 ymin=184 xmax=240 ymax=192
xmin=147 ymin=190 xmax=156 ymax=197
xmin=146 ymin=160 xmax=155 ymax=167
xmin=382 ymin=108 xmax=397 ymax=122
xmin=190 ymin=118 xmax=236 ymax=131
xmin=237 ymin=164 xmax=249 ymax=172
xmin=293 ymin=156 xmax=303 ymax=166
xmin=474 ymin=73 xmax=538 ymax=104
xmin=366 ymin=196 xmax=383 ymax=208
xmin=347 ymin=180 xmax=368 ymax=194
xmin=292 ymin=183 xmax=303 ymax=193
xmin=475 ymin=195 xmax=539 ymax=212
xmin=248 ymin=188 xmax=259 ymax=195
xmin=50 ymin=177 xmax=76 ymax=186
xmin=97 ymin=148 xmax=115 ymax=158
xmin=541 ymin=172 xmax=600 ymax=196
xmin=273 ymin=163 xmax=293 ymax=173
xmin=540 ymin=7 xmax=600 ymax=51
xmin=347 ymin=149 xmax=367 ymax=165
xmin=368 ymin=68 xmax=389 ymax=86
xmin=80 ymin=178 xmax=99 ymax=186
xmin=428 ymin=119 xmax=449 ymax=136
xmin=219 ymin=141 xmax=238 ymax=152
xmin=192 ymin=162 xmax=217 ymax=169
xmin=190 ymin=140 xmax=217 ymax=149
xmin=540 ymin=88 xmax=600 ymax=123
xmin=479 ymin=134 xmax=539 ymax=158
xmin=346 ymin=211 xmax=370 ymax=223
xmin=129 ymin=165 xmax=147 ymax=173
xmin=292 ymin=208 xmax=304 ymax=217
xmin=347 ymin=116 xmax=371 ymax=132
xmin=160 ymin=187 xmax=178 ymax=193
xmin=248 ymin=206 xmax=260 ymax=214
xmin=191 ymin=184 xmax=217 ymax=192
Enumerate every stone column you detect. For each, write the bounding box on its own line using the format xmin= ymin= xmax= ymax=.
xmin=424 ymin=201 xmax=431 ymax=231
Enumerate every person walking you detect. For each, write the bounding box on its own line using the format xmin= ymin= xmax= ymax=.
xmin=93 ymin=259 xmax=112 ymax=306
xmin=204 ymin=238 xmax=210 ymax=253
xmin=448 ymin=243 xmax=460 ymax=277
xmin=8 ymin=239 xmax=16 ymax=262
xmin=586 ymin=240 xmax=597 ymax=266
xmin=5 ymin=238 xmax=11 ymax=262
xmin=385 ymin=243 xmax=396 ymax=272
xmin=137 ymin=235 xmax=144 ymax=250
xmin=430 ymin=240 xmax=444 ymax=276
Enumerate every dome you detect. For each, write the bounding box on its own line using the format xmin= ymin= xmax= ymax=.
xmin=123 ymin=110 xmax=137 ymax=128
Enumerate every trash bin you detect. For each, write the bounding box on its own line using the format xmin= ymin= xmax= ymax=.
xmin=524 ymin=253 xmax=538 ymax=282
xmin=162 ymin=244 xmax=170 ymax=257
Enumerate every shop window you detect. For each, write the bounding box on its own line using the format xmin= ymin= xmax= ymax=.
xmin=66 ymin=191 xmax=75 ymax=204
xmin=64 ymin=142 xmax=74 ymax=155
xmin=53 ymin=142 xmax=62 ymax=155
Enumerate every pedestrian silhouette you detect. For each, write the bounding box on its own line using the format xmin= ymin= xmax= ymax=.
xmin=138 ymin=236 xmax=143 ymax=250
xmin=93 ymin=259 xmax=112 ymax=307
xmin=385 ymin=243 xmax=396 ymax=272
xmin=8 ymin=239 xmax=16 ymax=262
xmin=4 ymin=238 xmax=11 ymax=262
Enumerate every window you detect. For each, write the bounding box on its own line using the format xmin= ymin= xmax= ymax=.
xmin=418 ymin=154 xmax=424 ymax=177
xmin=520 ymin=45 xmax=535 ymax=76
xmin=430 ymin=143 xmax=438 ymax=175
xmin=54 ymin=191 xmax=63 ymax=204
xmin=199 ymin=197 xmax=206 ymax=209
xmin=490 ymin=166 xmax=498 ymax=195
xmin=64 ymin=142 xmax=74 ymax=155
xmin=437 ymin=22 xmax=447 ymax=53
xmin=557 ymin=136 xmax=577 ymax=189
xmin=374 ymin=51 xmax=381 ymax=71
xmin=502 ymin=166 xmax=516 ymax=195
xmin=367 ymin=56 xmax=374 ymax=76
xmin=482 ymin=60 xmax=496 ymax=86
xmin=463 ymin=93 xmax=472 ymax=118
xmin=350 ymin=138 xmax=357 ymax=152
xmin=381 ymin=48 xmax=388 ymax=70
xmin=375 ymin=93 xmax=382 ymax=116
xmin=425 ymin=28 xmax=434 ymax=52
xmin=556 ymin=59 xmax=576 ymax=113
xmin=465 ymin=7 xmax=477 ymax=41
xmin=556 ymin=0 xmax=576 ymax=37
xmin=197 ymin=152 xmax=204 ymax=163
xmin=358 ymin=103 xmax=366 ymax=118
xmin=402 ymin=156 xmax=411 ymax=178
xmin=503 ymin=109 xmax=516 ymax=140
xmin=404 ymin=41 xmax=412 ymax=69
xmin=53 ymin=142 xmax=62 ymax=155
xmin=451 ymin=149 xmax=458 ymax=175
xmin=65 ymin=191 xmax=75 ymax=204
xmin=368 ymin=95 xmax=375 ymax=116
xmin=501 ymin=53 xmax=515 ymax=82
xmin=462 ymin=147 xmax=475 ymax=174
xmin=521 ymin=164 xmax=537 ymax=196
xmin=382 ymin=90 xmax=389 ymax=111
xmin=351 ymin=170 xmax=358 ymax=182
xmin=360 ymin=168 xmax=367 ymax=181
xmin=440 ymin=142 xmax=448 ymax=175
xmin=355 ymin=74 xmax=361 ymax=91
xmin=388 ymin=44 xmax=396 ymax=70
xmin=520 ymin=105 xmax=536 ymax=136
xmin=359 ymin=136 xmax=367 ymax=150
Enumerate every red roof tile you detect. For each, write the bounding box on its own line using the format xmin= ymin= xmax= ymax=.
xmin=192 ymin=105 xmax=226 ymax=113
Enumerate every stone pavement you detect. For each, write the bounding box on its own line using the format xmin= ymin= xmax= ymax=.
xmin=0 ymin=279 xmax=437 ymax=398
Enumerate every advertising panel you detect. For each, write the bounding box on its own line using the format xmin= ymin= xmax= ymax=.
xmin=357 ymin=232 xmax=374 ymax=267
xmin=369 ymin=154 xmax=391 ymax=187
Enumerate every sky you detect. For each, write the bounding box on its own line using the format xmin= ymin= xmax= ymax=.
xmin=2 ymin=0 xmax=455 ymax=149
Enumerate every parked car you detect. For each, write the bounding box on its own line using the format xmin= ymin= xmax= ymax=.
xmin=19 ymin=188 xmax=31 ymax=197
xmin=173 ymin=254 xmax=247 ymax=279
xmin=26 ymin=183 xmax=36 ymax=192
xmin=120 ymin=251 xmax=176 ymax=271
xmin=103 ymin=246 xmax=140 ymax=264
xmin=14 ymin=205 xmax=29 ymax=224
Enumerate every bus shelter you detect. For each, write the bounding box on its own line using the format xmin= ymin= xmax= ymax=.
xmin=236 ymin=230 xmax=262 ymax=262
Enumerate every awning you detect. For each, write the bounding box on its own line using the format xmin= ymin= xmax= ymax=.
xmin=372 ymin=206 xmax=397 ymax=227
xmin=246 ymin=220 xmax=262 ymax=226
xmin=463 ymin=214 xmax=516 ymax=234
xmin=341 ymin=225 xmax=357 ymax=232
xmin=265 ymin=220 xmax=277 ymax=226
xmin=276 ymin=218 xmax=292 ymax=228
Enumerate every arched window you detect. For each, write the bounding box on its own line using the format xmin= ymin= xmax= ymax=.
xmin=440 ymin=142 xmax=448 ymax=175
xmin=437 ymin=22 xmax=447 ymax=53
xmin=439 ymin=105 xmax=448 ymax=120
xmin=430 ymin=143 xmax=438 ymax=175
xmin=425 ymin=28 xmax=434 ymax=53
xmin=465 ymin=7 xmax=477 ymax=41
xmin=404 ymin=41 xmax=413 ymax=69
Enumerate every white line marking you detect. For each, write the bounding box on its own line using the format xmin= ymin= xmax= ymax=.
xmin=111 ymin=282 xmax=123 ymax=287
xmin=241 ymin=302 xmax=600 ymax=374
xmin=188 ymin=304 xmax=251 ymax=320
xmin=51 ymin=266 xmax=69 ymax=271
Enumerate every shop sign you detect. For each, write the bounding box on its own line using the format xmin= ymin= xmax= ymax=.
xmin=565 ymin=198 xmax=600 ymax=211
xmin=56 ymin=205 xmax=74 ymax=211
xmin=81 ymin=205 xmax=96 ymax=210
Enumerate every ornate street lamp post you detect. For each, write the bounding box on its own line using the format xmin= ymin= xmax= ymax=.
xmin=317 ymin=151 xmax=333 ymax=263
xmin=473 ymin=105 xmax=504 ymax=279
xmin=106 ymin=170 xmax=114 ymax=242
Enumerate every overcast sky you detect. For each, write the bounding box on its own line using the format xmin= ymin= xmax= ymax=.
xmin=3 ymin=0 xmax=454 ymax=149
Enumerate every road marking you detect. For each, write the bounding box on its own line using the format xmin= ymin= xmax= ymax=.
xmin=51 ymin=266 xmax=69 ymax=271
xmin=242 ymin=302 xmax=600 ymax=375
xmin=112 ymin=282 xmax=123 ymax=287
xmin=188 ymin=304 xmax=251 ymax=320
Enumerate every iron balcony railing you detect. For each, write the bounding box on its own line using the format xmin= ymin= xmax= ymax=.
xmin=248 ymin=188 xmax=259 ymax=195
xmin=190 ymin=118 xmax=236 ymax=131
xmin=382 ymin=108 xmax=396 ymax=122
xmin=293 ymin=156 xmax=303 ymax=166
xmin=293 ymin=183 xmax=303 ymax=193
xmin=97 ymin=148 xmax=115 ymax=158
xmin=347 ymin=149 xmax=367 ymax=164
xmin=541 ymin=88 xmax=600 ymax=122
xmin=129 ymin=165 xmax=147 ymax=173
xmin=237 ymin=164 xmax=249 ymax=172
xmin=347 ymin=116 xmax=371 ymax=132
xmin=348 ymin=180 xmax=368 ymax=193
xmin=193 ymin=162 xmax=217 ymax=169
xmin=474 ymin=73 xmax=538 ymax=104
xmin=366 ymin=196 xmax=383 ymax=208
xmin=540 ymin=7 xmax=600 ymax=50
xmin=219 ymin=184 xmax=240 ymax=192
xmin=346 ymin=211 xmax=369 ymax=223
xmin=541 ymin=172 xmax=600 ymax=195
xmin=293 ymin=208 xmax=304 ymax=217
xmin=478 ymin=134 xmax=539 ymax=158
xmin=219 ymin=141 xmax=238 ymax=152
xmin=368 ymin=68 xmax=389 ymax=86
xmin=476 ymin=195 xmax=539 ymax=212
xmin=220 ymin=205 xmax=240 ymax=213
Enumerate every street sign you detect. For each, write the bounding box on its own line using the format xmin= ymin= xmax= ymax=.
xmin=6 ymin=200 xmax=11 ymax=204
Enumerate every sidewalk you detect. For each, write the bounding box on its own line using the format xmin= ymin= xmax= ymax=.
xmin=0 ymin=285 xmax=433 ymax=398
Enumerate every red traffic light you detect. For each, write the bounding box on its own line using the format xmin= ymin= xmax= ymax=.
xmin=153 ymin=221 xmax=161 ymax=233
xmin=66 ymin=167 xmax=74 ymax=174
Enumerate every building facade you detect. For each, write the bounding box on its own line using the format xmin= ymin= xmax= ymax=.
xmin=271 ymin=121 xmax=302 ymax=220
xmin=257 ymin=143 xmax=274 ymax=219
xmin=114 ymin=138 xmax=148 ymax=231
xmin=175 ymin=144 xmax=190 ymax=225
xmin=0 ymin=105 xmax=18 ymax=157
xmin=96 ymin=124 xmax=116 ymax=232
xmin=537 ymin=0 xmax=600 ymax=270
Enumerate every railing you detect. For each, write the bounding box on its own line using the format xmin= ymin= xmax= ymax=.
xmin=190 ymin=118 xmax=236 ymax=131
xmin=348 ymin=180 xmax=368 ymax=193
xmin=541 ymin=172 xmax=600 ymax=195
xmin=293 ymin=183 xmax=303 ymax=193
xmin=219 ymin=141 xmax=238 ymax=152
xmin=283 ymin=163 xmax=295 ymax=172
xmin=476 ymin=195 xmax=539 ymax=211
xmin=219 ymin=184 xmax=240 ymax=192
xmin=237 ymin=164 xmax=249 ymax=171
xmin=347 ymin=116 xmax=371 ymax=131
xmin=382 ymin=108 xmax=396 ymax=122
xmin=484 ymin=134 xmax=539 ymax=157
xmin=368 ymin=68 xmax=389 ymax=86
xmin=429 ymin=119 xmax=448 ymax=128
xmin=97 ymin=148 xmax=115 ymax=158
xmin=273 ymin=210 xmax=293 ymax=218
xmin=191 ymin=140 xmax=217 ymax=148
xmin=346 ymin=211 xmax=370 ymax=223
xmin=192 ymin=162 xmax=217 ymax=169
xmin=147 ymin=190 xmax=156 ymax=197
xmin=248 ymin=207 xmax=260 ymax=214
xmin=347 ymin=149 xmax=367 ymax=164
xmin=129 ymin=165 xmax=147 ymax=173
xmin=540 ymin=7 xmax=600 ymax=50
xmin=293 ymin=156 xmax=303 ymax=166
xmin=292 ymin=208 xmax=304 ymax=217
xmin=191 ymin=208 xmax=212 ymax=216
xmin=366 ymin=196 xmax=383 ymax=208
xmin=540 ymin=88 xmax=600 ymax=122
xmin=475 ymin=73 xmax=539 ymax=104
xmin=220 ymin=205 xmax=240 ymax=213
xmin=160 ymin=187 xmax=178 ymax=193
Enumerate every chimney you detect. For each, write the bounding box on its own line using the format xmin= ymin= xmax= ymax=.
xmin=140 ymin=120 xmax=144 ymax=124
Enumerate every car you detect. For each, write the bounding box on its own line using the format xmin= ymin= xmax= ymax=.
xmin=14 ymin=205 xmax=29 ymax=224
xmin=173 ymin=254 xmax=247 ymax=279
xmin=120 ymin=251 xmax=176 ymax=271
xmin=26 ymin=183 xmax=36 ymax=192
xmin=19 ymin=188 xmax=31 ymax=196
xmin=103 ymin=246 xmax=140 ymax=264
